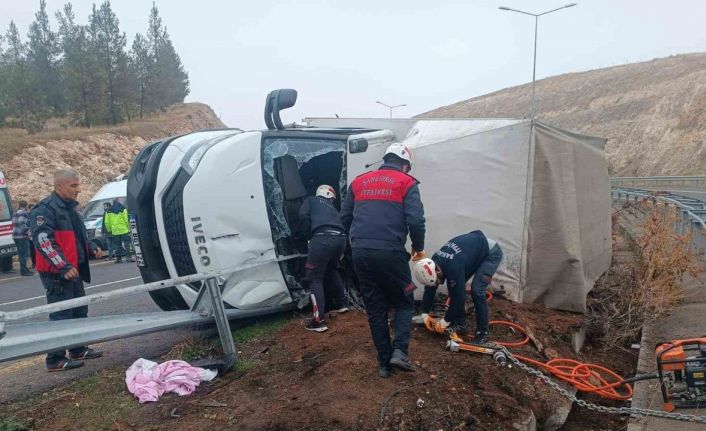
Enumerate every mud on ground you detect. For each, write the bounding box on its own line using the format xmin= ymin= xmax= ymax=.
xmin=0 ymin=294 xmax=637 ymax=431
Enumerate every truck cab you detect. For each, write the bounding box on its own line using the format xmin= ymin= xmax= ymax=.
xmin=0 ymin=171 xmax=17 ymax=272
xmin=128 ymin=90 xmax=392 ymax=311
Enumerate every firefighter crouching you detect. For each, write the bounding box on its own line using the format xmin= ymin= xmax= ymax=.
xmin=340 ymin=143 xmax=426 ymax=378
xmin=414 ymin=230 xmax=503 ymax=344
xmin=30 ymin=169 xmax=103 ymax=372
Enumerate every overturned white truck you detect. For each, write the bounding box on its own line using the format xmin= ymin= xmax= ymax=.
xmin=128 ymin=89 xmax=611 ymax=315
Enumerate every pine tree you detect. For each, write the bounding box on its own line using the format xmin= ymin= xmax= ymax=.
xmin=88 ymin=1 xmax=128 ymax=125
xmin=154 ymin=32 xmax=189 ymax=106
xmin=143 ymin=3 xmax=189 ymax=111
xmin=27 ymin=0 xmax=64 ymax=115
xmin=0 ymin=33 xmax=9 ymax=125
xmin=129 ymin=33 xmax=150 ymax=118
xmin=57 ymin=3 xmax=102 ymax=127
xmin=3 ymin=21 xmax=48 ymax=132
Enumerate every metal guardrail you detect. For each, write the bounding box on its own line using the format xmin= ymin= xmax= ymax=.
xmin=0 ymin=255 xmax=304 ymax=365
xmin=612 ymin=187 xmax=706 ymax=264
xmin=611 ymin=176 xmax=706 ymax=189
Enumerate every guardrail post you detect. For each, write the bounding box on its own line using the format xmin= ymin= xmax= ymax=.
xmin=205 ymin=277 xmax=237 ymax=370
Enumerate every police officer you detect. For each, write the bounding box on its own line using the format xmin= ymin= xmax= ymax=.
xmin=413 ymin=230 xmax=503 ymax=344
xmin=341 ymin=143 xmax=426 ymax=378
xmin=31 ymin=170 xmax=103 ymax=371
xmin=299 ymin=184 xmax=348 ymax=332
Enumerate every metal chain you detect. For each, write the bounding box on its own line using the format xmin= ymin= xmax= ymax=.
xmin=501 ymin=347 xmax=706 ymax=424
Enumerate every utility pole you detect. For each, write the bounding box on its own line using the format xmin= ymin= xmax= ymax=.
xmin=376 ymin=101 xmax=407 ymax=119
xmin=498 ymin=3 xmax=577 ymax=120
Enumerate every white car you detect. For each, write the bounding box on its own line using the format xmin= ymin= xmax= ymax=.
xmin=128 ymin=89 xmax=611 ymax=314
xmin=83 ymin=179 xmax=127 ymax=255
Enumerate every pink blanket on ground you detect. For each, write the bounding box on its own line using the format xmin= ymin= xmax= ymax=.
xmin=125 ymin=358 xmax=217 ymax=403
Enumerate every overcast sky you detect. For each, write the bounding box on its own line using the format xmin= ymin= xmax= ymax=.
xmin=3 ymin=0 xmax=706 ymax=129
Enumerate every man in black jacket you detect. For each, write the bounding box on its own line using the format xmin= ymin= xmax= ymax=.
xmin=31 ymin=170 xmax=103 ymax=371
xmin=299 ymin=184 xmax=348 ymax=332
xmin=340 ymin=143 xmax=426 ymax=378
xmin=413 ymin=230 xmax=503 ymax=344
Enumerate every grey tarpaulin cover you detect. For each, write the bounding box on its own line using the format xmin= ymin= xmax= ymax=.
xmin=305 ymin=117 xmax=612 ymax=313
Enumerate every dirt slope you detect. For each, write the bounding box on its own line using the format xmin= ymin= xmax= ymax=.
xmin=0 ymin=103 xmax=225 ymax=204
xmin=419 ymin=52 xmax=706 ymax=176
xmin=0 ymin=298 xmax=637 ymax=431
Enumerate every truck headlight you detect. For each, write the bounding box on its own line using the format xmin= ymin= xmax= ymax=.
xmin=182 ymin=143 xmax=211 ymax=176
xmin=180 ymin=133 xmax=242 ymax=175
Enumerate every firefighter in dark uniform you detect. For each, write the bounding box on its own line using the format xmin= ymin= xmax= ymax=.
xmin=413 ymin=230 xmax=503 ymax=344
xmin=340 ymin=143 xmax=426 ymax=378
xmin=30 ymin=169 xmax=103 ymax=371
xmin=299 ymin=184 xmax=349 ymax=332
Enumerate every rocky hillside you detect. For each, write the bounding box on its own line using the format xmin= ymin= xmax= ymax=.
xmin=1 ymin=103 xmax=224 ymax=204
xmin=419 ymin=52 xmax=706 ymax=176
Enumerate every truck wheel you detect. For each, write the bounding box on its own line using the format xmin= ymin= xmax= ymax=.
xmin=0 ymin=256 xmax=13 ymax=272
xmin=148 ymin=288 xmax=189 ymax=311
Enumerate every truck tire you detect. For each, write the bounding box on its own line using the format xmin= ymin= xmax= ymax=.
xmin=148 ymin=288 xmax=190 ymax=311
xmin=0 ymin=256 xmax=13 ymax=272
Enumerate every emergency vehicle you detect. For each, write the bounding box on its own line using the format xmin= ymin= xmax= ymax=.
xmin=0 ymin=171 xmax=17 ymax=272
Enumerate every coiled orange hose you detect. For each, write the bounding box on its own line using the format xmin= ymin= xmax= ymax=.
xmin=489 ymin=320 xmax=633 ymax=401
xmin=441 ymin=291 xmax=632 ymax=400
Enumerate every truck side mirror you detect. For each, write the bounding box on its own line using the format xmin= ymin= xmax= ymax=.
xmin=349 ymin=138 xmax=368 ymax=153
xmin=264 ymin=89 xmax=298 ymax=130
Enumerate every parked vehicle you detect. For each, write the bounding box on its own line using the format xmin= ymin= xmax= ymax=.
xmin=0 ymin=171 xmax=16 ymax=272
xmin=83 ymin=179 xmax=127 ymax=255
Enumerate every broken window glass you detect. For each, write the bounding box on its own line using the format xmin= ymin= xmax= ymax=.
xmin=262 ymin=138 xmax=346 ymax=240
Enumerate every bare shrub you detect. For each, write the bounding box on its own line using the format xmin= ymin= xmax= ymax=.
xmin=590 ymin=201 xmax=703 ymax=348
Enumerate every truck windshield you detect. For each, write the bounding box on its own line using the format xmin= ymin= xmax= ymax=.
xmin=0 ymin=189 xmax=11 ymax=222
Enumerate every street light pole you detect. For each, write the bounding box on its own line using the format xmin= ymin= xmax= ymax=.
xmin=499 ymin=3 xmax=577 ymax=120
xmin=376 ymin=101 xmax=407 ymax=119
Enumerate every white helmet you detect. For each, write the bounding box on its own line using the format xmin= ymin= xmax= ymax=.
xmin=384 ymin=143 xmax=412 ymax=165
xmin=414 ymin=258 xmax=437 ymax=287
xmin=316 ymin=184 xmax=336 ymax=199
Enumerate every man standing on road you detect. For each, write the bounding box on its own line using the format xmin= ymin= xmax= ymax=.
xmin=31 ymin=170 xmax=103 ymax=372
xmin=340 ymin=143 xmax=426 ymax=378
xmin=413 ymin=231 xmax=503 ymax=344
xmin=12 ymin=200 xmax=33 ymax=276
xmin=106 ymin=198 xmax=134 ymax=263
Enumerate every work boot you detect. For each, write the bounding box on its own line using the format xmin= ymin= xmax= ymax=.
xmin=69 ymin=348 xmax=103 ymax=360
xmin=472 ymin=331 xmax=490 ymax=345
xmin=47 ymin=358 xmax=84 ymax=372
xmin=389 ymin=349 xmax=416 ymax=372
xmin=305 ymin=319 xmax=328 ymax=332
xmin=378 ymin=366 xmax=392 ymax=378
xmin=446 ymin=322 xmax=469 ymax=338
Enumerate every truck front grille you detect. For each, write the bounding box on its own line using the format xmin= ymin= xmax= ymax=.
xmin=162 ymin=169 xmax=197 ymax=278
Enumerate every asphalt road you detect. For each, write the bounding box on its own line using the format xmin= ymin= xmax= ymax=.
xmin=0 ymin=259 xmax=202 ymax=403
